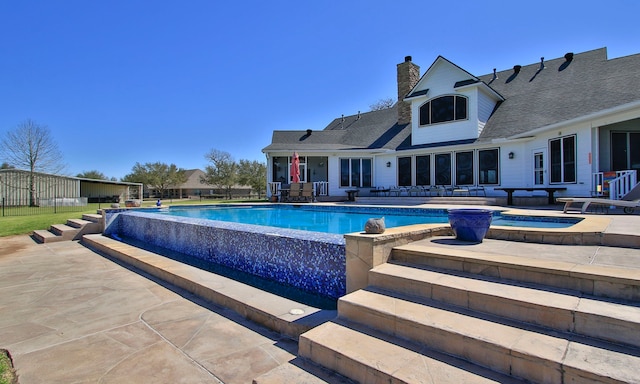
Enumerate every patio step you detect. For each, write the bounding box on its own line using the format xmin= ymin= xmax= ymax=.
xmin=369 ymin=263 xmax=640 ymax=349
xmin=391 ymin=242 xmax=640 ymax=302
xmin=32 ymin=214 xmax=103 ymax=243
xmin=299 ymin=320 xmax=523 ymax=384
xmin=299 ymin=241 xmax=640 ymax=383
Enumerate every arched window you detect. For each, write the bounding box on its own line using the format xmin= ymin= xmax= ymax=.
xmin=419 ymin=95 xmax=468 ymax=126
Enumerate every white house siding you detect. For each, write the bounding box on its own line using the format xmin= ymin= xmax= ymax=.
xmin=410 ymin=62 xmax=483 ymax=146
xmin=477 ymin=89 xmax=497 ymax=135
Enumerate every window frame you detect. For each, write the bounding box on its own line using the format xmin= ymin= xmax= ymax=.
xmin=478 ymin=148 xmax=500 ymax=185
xmin=419 ymin=95 xmax=468 ymax=126
xmin=549 ymin=135 xmax=577 ymax=184
xmin=339 ymin=157 xmax=372 ymax=188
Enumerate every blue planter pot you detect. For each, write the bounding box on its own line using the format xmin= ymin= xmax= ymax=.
xmin=448 ymin=209 xmax=493 ymax=243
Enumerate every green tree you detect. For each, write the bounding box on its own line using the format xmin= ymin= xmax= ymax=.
xmin=77 ymin=170 xmax=107 ymax=180
xmin=200 ymin=149 xmax=238 ymax=199
xmin=237 ymin=159 xmax=266 ymax=198
xmin=0 ymin=119 xmax=66 ymax=206
xmin=122 ymin=162 xmax=187 ymax=198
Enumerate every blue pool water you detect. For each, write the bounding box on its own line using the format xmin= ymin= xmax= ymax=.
xmin=153 ymin=204 xmax=581 ymax=233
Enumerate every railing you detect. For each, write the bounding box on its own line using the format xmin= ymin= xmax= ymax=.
xmin=313 ymin=181 xmax=329 ymax=196
xmin=610 ymin=170 xmax=637 ymax=200
xmin=1 ymin=197 xmax=88 ymax=217
xmin=592 ymin=170 xmax=637 ymax=200
xmin=267 ymin=182 xmax=281 ymax=198
xmin=268 ymin=181 xmax=329 ymax=199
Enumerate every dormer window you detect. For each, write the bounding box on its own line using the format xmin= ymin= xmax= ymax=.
xmin=419 ymin=95 xmax=468 ymax=126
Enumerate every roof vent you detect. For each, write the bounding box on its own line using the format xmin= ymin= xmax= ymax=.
xmin=539 ymin=57 xmax=545 ymax=70
xmin=564 ymin=52 xmax=574 ymax=62
xmin=513 ymin=65 xmax=522 ymax=74
xmin=306 ymin=129 xmax=312 ymax=136
xmin=357 ymin=111 xmax=361 ymax=120
xmin=492 ymin=68 xmax=497 ymax=80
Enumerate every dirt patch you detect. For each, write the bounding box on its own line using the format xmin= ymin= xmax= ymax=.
xmin=0 ymin=235 xmax=36 ymax=257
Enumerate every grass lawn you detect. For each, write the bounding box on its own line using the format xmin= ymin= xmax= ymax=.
xmin=0 ymin=198 xmax=267 ymax=237
xmin=0 ymin=349 xmax=17 ymax=384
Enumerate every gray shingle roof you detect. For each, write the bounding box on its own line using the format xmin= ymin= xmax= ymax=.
xmin=263 ymin=47 xmax=640 ymax=152
xmin=477 ymin=48 xmax=640 ymax=141
xmin=262 ymin=106 xmax=409 ymax=152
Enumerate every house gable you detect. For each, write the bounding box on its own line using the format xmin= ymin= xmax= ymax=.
xmin=406 ymin=56 xmax=502 ymax=147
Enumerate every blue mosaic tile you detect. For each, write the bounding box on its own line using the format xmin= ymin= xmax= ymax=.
xmin=108 ymin=210 xmax=346 ymax=299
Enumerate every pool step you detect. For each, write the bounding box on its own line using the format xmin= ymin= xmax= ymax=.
xmin=299 ymin=241 xmax=640 ymax=383
xmin=80 ymin=234 xmax=336 ymax=340
xmin=33 ymin=214 xmax=103 ymax=243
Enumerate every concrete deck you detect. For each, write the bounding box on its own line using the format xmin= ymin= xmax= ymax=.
xmin=0 ymin=206 xmax=638 ymax=383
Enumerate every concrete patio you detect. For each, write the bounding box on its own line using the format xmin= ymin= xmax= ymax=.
xmin=0 ymin=206 xmax=638 ymax=383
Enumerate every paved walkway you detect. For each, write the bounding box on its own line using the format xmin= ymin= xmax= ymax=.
xmin=0 ymin=208 xmax=639 ymax=383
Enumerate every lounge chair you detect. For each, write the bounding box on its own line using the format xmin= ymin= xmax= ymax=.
xmin=557 ymin=197 xmax=639 ymax=214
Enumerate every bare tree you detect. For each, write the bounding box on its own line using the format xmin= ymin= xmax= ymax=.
xmin=200 ymin=149 xmax=238 ymax=199
xmin=0 ymin=119 xmax=66 ymax=206
xmin=369 ymin=97 xmax=395 ymax=111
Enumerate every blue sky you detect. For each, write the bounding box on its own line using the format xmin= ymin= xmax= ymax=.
xmin=1 ymin=1 xmax=638 ymax=180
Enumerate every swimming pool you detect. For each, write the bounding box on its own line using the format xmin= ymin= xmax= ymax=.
xmin=103 ymin=204 xmax=582 ymax=306
xmin=152 ymin=204 xmax=581 ymax=233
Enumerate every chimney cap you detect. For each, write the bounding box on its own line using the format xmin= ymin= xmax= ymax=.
xmin=404 ymin=56 xmax=412 ymax=62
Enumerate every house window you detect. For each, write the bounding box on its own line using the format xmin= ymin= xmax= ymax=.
xmin=612 ymin=132 xmax=640 ymax=172
xmin=419 ymin=95 xmax=468 ymax=126
xmin=455 ymin=151 xmax=474 ymax=185
xmin=416 ymin=155 xmax=431 ymax=185
xmin=340 ymin=158 xmax=372 ymax=188
xmin=435 ymin=153 xmax=452 ymax=185
xmin=398 ymin=157 xmax=412 ymax=186
xmin=550 ymin=135 xmax=576 ymax=183
xmin=478 ymin=149 xmax=499 ymax=185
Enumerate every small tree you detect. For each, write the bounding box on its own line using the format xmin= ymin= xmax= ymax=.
xmin=77 ymin=170 xmax=108 ymax=180
xmin=200 ymin=149 xmax=238 ymax=199
xmin=122 ymin=162 xmax=187 ymax=198
xmin=237 ymin=159 xmax=267 ymax=198
xmin=369 ymin=97 xmax=395 ymax=111
xmin=0 ymin=119 xmax=66 ymax=206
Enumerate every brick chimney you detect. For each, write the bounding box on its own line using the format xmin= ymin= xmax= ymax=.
xmin=397 ymin=55 xmax=420 ymax=125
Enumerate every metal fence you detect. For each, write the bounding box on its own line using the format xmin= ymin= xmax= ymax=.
xmin=1 ymin=197 xmax=89 ymax=217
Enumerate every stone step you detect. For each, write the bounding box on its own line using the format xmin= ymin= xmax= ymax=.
xmin=392 ymin=242 xmax=640 ymax=302
xmin=336 ymin=289 xmax=640 ymax=384
xmin=49 ymin=224 xmax=79 ymax=240
xmin=66 ymin=218 xmax=93 ymax=228
xmin=299 ymin=320 xmax=524 ymax=384
xmin=32 ymin=229 xmax=65 ymax=243
xmin=369 ymin=263 xmax=640 ymax=349
xmin=82 ymin=213 xmax=102 ymax=223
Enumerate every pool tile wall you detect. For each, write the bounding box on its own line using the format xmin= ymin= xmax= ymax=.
xmin=104 ymin=210 xmax=347 ymax=299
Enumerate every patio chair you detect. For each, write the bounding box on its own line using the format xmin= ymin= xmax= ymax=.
xmin=288 ymin=183 xmax=301 ymax=202
xmin=301 ymin=182 xmax=314 ymax=202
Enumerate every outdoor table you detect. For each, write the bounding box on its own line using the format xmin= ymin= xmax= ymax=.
xmin=495 ymin=187 xmax=567 ymax=205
